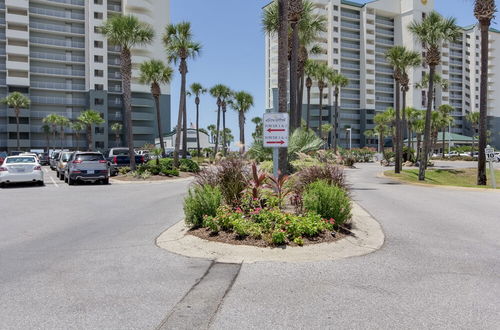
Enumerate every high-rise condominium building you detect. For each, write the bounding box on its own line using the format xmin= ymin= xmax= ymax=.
xmin=265 ymin=0 xmax=500 ymax=149
xmin=0 ymin=0 xmax=170 ymax=152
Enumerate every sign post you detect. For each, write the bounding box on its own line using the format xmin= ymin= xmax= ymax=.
xmin=485 ymin=146 xmax=497 ymax=189
xmin=263 ymin=112 xmax=289 ymax=178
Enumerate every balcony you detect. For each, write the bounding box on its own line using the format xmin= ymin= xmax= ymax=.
xmin=108 ymin=71 xmax=121 ymax=80
xmin=340 ymin=21 xmax=360 ymax=30
xmin=375 ymin=38 xmax=393 ymax=46
xmin=375 ymin=77 xmax=393 ymax=83
xmin=341 ymin=41 xmax=360 ymax=50
xmin=29 ymin=21 xmax=84 ymax=35
xmin=341 ymin=62 xmax=360 ymax=70
xmin=341 ymin=11 xmax=360 ymax=20
xmin=107 ymin=4 xmax=121 ymax=12
xmin=31 ymin=95 xmax=86 ymax=106
xmin=341 ymin=52 xmax=360 ymax=59
xmin=39 ymin=0 xmax=84 ymax=6
xmin=375 ymin=17 xmax=394 ymax=26
xmin=341 ymin=93 xmax=360 ymax=99
xmin=341 ymin=31 xmax=360 ymax=40
xmin=30 ymin=81 xmax=85 ymax=91
xmin=342 ymin=72 xmax=360 ymax=80
xmin=30 ymin=51 xmax=84 ymax=63
xmin=340 ymin=104 xmax=360 ymax=110
xmin=30 ymin=36 xmax=84 ymax=49
xmin=29 ymin=6 xmax=84 ymax=20
xmin=375 ymin=27 xmax=393 ymax=36
xmin=31 ymin=66 xmax=85 ymax=77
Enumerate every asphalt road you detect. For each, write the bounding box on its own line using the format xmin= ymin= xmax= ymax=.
xmin=1 ymin=163 xmax=499 ymax=329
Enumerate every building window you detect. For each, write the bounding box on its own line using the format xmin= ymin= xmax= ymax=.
xmin=334 ymin=16 xmax=338 ymax=22
xmin=94 ymin=98 xmax=104 ymax=105
xmin=333 ymin=48 xmax=338 ymax=54
xmin=334 ymin=5 xmax=338 ymax=11
xmin=94 ymin=69 xmax=103 ymax=77
xmin=333 ymin=59 xmax=338 ymax=65
xmin=94 ymin=84 xmax=104 ymax=91
xmin=94 ymin=40 xmax=103 ymax=48
xmin=421 ymin=91 xmax=426 ymax=107
xmin=334 ymin=37 xmax=338 ymax=43
xmin=422 ymin=12 xmax=426 ymax=20
xmin=334 ymin=27 xmax=338 ymax=32
xmin=94 ymin=26 xmax=101 ymax=34
xmin=94 ymin=0 xmax=103 ymax=4
xmin=94 ymin=12 xmax=103 ymax=19
xmin=95 ymin=141 xmax=104 ymax=149
xmin=94 ymin=55 xmax=103 ymax=63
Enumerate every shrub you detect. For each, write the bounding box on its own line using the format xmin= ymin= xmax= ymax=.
xmin=184 ymin=185 xmax=222 ymax=228
xmin=258 ymin=161 xmax=273 ymax=174
xmin=272 ymin=230 xmax=286 ymax=245
xmin=180 ymin=159 xmax=200 ymax=173
xmin=294 ymin=164 xmax=346 ymax=193
xmin=293 ymin=236 xmax=304 ymax=246
xmin=118 ymin=166 xmax=131 ymax=175
xmin=162 ymin=168 xmax=179 ymax=176
xmin=303 ymin=180 xmax=352 ymax=226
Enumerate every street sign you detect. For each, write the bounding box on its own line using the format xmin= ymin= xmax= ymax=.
xmin=263 ymin=113 xmax=289 ymax=148
xmin=485 ymin=147 xmax=495 ymax=161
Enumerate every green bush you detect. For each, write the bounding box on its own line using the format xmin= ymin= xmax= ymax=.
xmin=272 ymin=230 xmax=286 ymax=245
xmin=179 ymin=159 xmax=200 ymax=173
xmin=184 ymin=185 xmax=222 ymax=228
xmin=161 ymin=168 xmax=179 ymax=176
xmin=118 ymin=166 xmax=131 ymax=175
xmin=303 ymin=180 xmax=351 ymax=226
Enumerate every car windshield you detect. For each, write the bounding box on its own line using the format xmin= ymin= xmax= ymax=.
xmin=112 ymin=149 xmax=129 ymax=156
xmin=6 ymin=157 xmax=36 ymax=163
xmin=61 ymin=153 xmax=72 ymax=161
xmin=52 ymin=153 xmax=60 ymax=159
xmin=76 ymin=154 xmax=104 ymax=161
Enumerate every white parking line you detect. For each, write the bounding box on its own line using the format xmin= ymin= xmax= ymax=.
xmin=49 ymin=176 xmax=59 ymax=188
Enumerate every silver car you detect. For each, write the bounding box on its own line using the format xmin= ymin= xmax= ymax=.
xmin=56 ymin=152 xmax=73 ymax=180
xmin=65 ymin=152 xmax=109 ymax=185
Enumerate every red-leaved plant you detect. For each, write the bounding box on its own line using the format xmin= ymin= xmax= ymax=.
xmin=266 ymin=172 xmax=291 ymax=208
xmin=247 ymin=162 xmax=267 ymax=200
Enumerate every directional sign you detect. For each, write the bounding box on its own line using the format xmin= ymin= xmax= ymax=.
xmin=485 ymin=147 xmax=495 ymax=161
xmin=263 ymin=113 xmax=289 ymax=148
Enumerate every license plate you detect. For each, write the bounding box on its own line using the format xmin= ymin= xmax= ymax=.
xmin=87 ymin=170 xmax=94 ymax=174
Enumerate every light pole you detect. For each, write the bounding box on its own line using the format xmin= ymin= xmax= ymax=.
xmin=346 ymin=128 xmax=352 ymax=150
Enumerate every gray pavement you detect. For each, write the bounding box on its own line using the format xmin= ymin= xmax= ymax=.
xmin=1 ymin=163 xmax=499 ymax=329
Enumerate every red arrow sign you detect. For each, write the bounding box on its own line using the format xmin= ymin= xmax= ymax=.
xmin=267 ymin=128 xmax=286 ymax=133
xmin=267 ymin=140 xmax=285 ymax=145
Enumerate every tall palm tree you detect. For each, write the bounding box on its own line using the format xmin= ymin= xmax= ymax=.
xmin=374 ymin=112 xmax=391 ymax=159
xmin=139 ymin=59 xmax=173 ymax=157
xmin=229 ymin=91 xmax=254 ymax=154
xmin=405 ymin=107 xmax=419 ymax=157
xmin=409 ymin=11 xmax=460 ymax=180
xmin=188 ymin=83 xmax=207 ymax=157
xmin=41 ymin=124 xmax=51 ymax=153
xmin=416 ymin=72 xmax=449 ymax=110
xmin=110 ymin=122 xmax=123 ymax=147
xmin=288 ymin=0 xmax=303 ymax=131
xmin=78 ymin=110 xmax=105 ymax=151
xmin=304 ymin=59 xmax=318 ymax=131
xmin=56 ymin=115 xmax=70 ymax=150
xmin=43 ymin=114 xmax=59 ymax=153
xmin=163 ymin=22 xmax=202 ymax=166
xmin=474 ymin=0 xmax=497 ymax=185
xmin=71 ymin=121 xmax=84 ymax=151
xmin=1 ymin=92 xmax=30 ymax=150
xmin=278 ymin=0 xmax=289 ymax=173
xmin=437 ymin=104 xmax=454 ymax=157
xmin=327 ymin=70 xmax=348 ymax=152
xmin=313 ymin=63 xmax=330 ymax=141
xmin=466 ymin=111 xmax=480 ymax=155
xmin=209 ymin=84 xmax=231 ymax=156
xmin=101 ymin=14 xmax=154 ymax=170
xmin=251 ymin=117 xmax=263 ymax=142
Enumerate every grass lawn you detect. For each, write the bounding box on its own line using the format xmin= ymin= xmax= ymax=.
xmin=385 ymin=168 xmax=500 ymax=189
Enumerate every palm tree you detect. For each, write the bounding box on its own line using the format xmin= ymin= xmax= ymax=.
xmin=229 ymin=91 xmax=254 ymax=154
xmin=41 ymin=124 xmax=51 ymax=153
xmin=78 ymin=110 xmax=105 ymax=151
xmin=101 ymin=14 xmax=154 ymax=170
xmin=188 ymin=83 xmax=207 ymax=157
xmin=209 ymin=84 xmax=231 ymax=156
xmin=474 ymin=0 xmax=497 ymax=185
xmin=405 ymin=107 xmax=420 ymax=158
xmin=221 ymin=90 xmax=233 ymax=156
xmin=466 ymin=111 xmax=480 ymax=155
xmin=304 ymin=59 xmax=318 ymax=131
xmin=409 ymin=11 xmax=460 ymax=180
xmin=413 ymin=112 xmax=426 ymax=162
xmin=43 ymin=114 xmax=59 ymax=153
xmin=416 ymin=72 xmax=449 ymax=110
xmin=56 ymin=115 xmax=70 ymax=150
xmin=437 ymin=104 xmax=454 ymax=157
xmin=374 ymin=113 xmax=391 ymax=159
xmin=111 ymin=122 xmax=123 ymax=147
xmin=278 ymin=0 xmax=289 ymax=174
xmin=207 ymin=124 xmax=217 ymax=144
xmin=71 ymin=120 xmax=84 ymax=151
xmin=1 ymin=92 xmax=30 ymax=150
xmin=313 ymin=63 xmax=330 ymax=141
xmin=251 ymin=117 xmax=263 ymax=142
xmin=163 ymin=22 xmax=202 ymax=166
xmin=139 ymin=59 xmax=173 ymax=158
xmin=327 ymin=70 xmax=348 ymax=152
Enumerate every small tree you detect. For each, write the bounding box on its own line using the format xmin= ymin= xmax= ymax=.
xmin=56 ymin=115 xmax=70 ymax=150
xmin=43 ymin=113 xmax=59 ymax=153
xmin=188 ymin=83 xmax=207 ymax=157
xmin=78 ymin=110 xmax=105 ymax=151
xmin=111 ymin=122 xmax=123 ymax=147
xmin=1 ymin=92 xmax=30 ymax=150
xmin=229 ymin=91 xmax=254 ymax=154
xmin=71 ymin=121 xmax=85 ymax=151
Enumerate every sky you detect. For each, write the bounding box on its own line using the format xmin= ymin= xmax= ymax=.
xmin=169 ymin=0 xmax=499 ymax=149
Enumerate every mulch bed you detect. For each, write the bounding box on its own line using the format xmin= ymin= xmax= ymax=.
xmin=112 ymin=172 xmax=194 ymax=182
xmin=187 ymin=227 xmax=349 ymax=248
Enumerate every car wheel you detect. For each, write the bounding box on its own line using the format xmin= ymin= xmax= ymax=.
xmin=56 ymin=171 xmax=60 ymax=179
xmin=64 ymin=174 xmax=68 ymax=183
xmin=38 ymin=181 xmax=44 ymax=186
xmin=103 ymin=178 xmax=109 ymax=185
xmin=59 ymin=172 xmax=65 ymax=181
xmin=68 ymin=177 xmax=75 ymax=185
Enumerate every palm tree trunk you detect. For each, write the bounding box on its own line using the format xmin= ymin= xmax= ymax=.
xmin=318 ymin=87 xmax=323 ymax=140
xmin=214 ymin=102 xmax=221 ymax=156
xmin=333 ymin=90 xmax=339 ymax=153
xmin=222 ymin=104 xmax=227 ymax=156
xmin=402 ymin=89 xmax=407 ymax=161
xmin=277 ymin=0 xmax=288 ymax=175
xmin=60 ymin=126 xmax=64 ymax=151
xmin=298 ymin=73 xmax=304 ymax=127
xmin=239 ymin=111 xmax=245 ymax=154
xmin=173 ymin=59 xmax=187 ymax=168
xmin=121 ymin=48 xmax=136 ymax=170
xmin=87 ymin=126 xmax=92 ymax=151
xmin=15 ymin=108 xmax=20 ymax=150
xmin=182 ymin=96 xmax=188 ymax=159
xmin=52 ymin=128 xmax=56 ymax=153
xmin=416 ymin=133 xmax=421 ymax=162
xmin=45 ymin=134 xmax=50 ymax=153
xmin=477 ymin=21 xmax=489 ymax=185
xmin=442 ymin=129 xmax=446 ymax=158
xmin=289 ymin=20 xmax=299 ymax=131
xmin=408 ymin=128 xmax=413 ymax=160
xmin=196 ymin=98 xmax=200 ymax=157
xmin=419 ymin=65 xmax=435 ymax=181
xmin=380 ymin=133 xmax=385 ymax=158
xmin=306 ymin=85 xmax=311 ymax=131
xmin=395 ymin=81 xmax=401 ymax=174
xmin=152 ymin=87 xmax=165 ymax=158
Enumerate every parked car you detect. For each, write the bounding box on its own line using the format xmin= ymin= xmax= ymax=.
xmin=165 ymin=150 xmax=192 ymax=159
xmin=0 ymin=151 xmax=7 ymax=166
xmin=65 ymin=152 xmax=109 ymax=185
xmin=8 ymin=150 xmax=24 ymax=156
xmin=444 ymin=151 xmax=459 ymax=157
xmin=55 ymin=151 xmax=73 ymax=180
xmin=0 ymin=155 xmax=44 ymax=187
xmin=37 ymin=152 xmax=49 ymax=166
xmin=106 ymin=148 xmax=145 ymax=176
xmin=49 ymin=152 xmax=60 ymax=170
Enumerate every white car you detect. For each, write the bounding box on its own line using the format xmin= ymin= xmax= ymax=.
xmin=0 ymin=155 xmax=44 ymax=186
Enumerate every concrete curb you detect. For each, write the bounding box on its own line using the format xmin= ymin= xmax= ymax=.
xmin=110 ymin=176 xmax=193 ymax=185
xmin=156 ymin=202 xmax=385 ymax=264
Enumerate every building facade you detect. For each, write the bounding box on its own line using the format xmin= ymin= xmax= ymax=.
xmin=0 ymin=0 xmax=170 ymax=152
xmin=265 ymin=0 xmax=500 ymax=149
xmin=155 ymin=128 xmax=215 ymax=152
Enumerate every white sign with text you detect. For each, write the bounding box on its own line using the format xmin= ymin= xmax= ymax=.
xmin=263 ymin=113 xmax=289 ymax=148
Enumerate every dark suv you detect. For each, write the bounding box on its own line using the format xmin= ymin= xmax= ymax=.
xmin=65 ymin=152 xmax=109 ymax=185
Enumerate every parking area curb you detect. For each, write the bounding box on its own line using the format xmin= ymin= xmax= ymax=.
xmin=110 ymin=176 xmax=194 ymax=185
xmin=156 ymin=202 xmax=385 ymax=264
